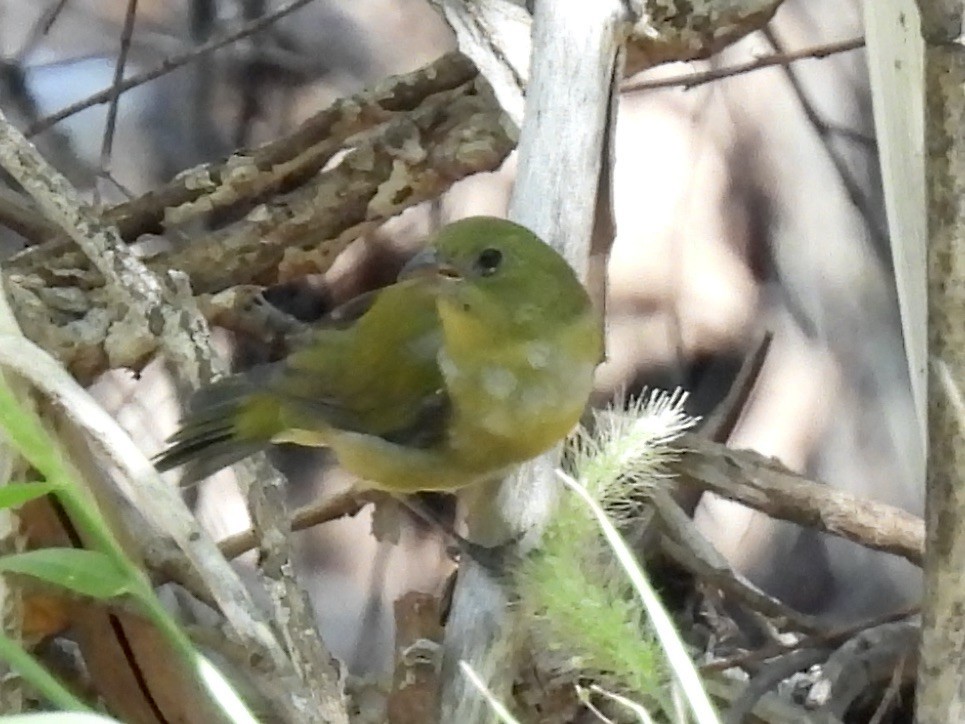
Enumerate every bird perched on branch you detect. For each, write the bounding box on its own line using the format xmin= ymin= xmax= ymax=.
xmin=154 ymin=216 xmax=602 ymax=492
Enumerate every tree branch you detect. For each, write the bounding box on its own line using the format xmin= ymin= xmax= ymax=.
xmin=670 ymin=433 xmax=924 ymax=566
xmin=625 ymin=0 xmax=783 ymax=73
xmin=916 ymin=2 xmax=965 ymax=719
xmin=438 ymin=1 xmax=632 ymax=720
xmin=4 ymin=74 xmax=513 ymax=382
xmin=622 ymin=36 xmax=865 ymax=92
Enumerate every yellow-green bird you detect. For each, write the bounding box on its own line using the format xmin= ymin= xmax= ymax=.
xmin=154 ymin=216 xmax=602 ymax=492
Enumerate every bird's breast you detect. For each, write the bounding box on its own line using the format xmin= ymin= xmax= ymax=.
xmin=439 ymin=344 xmax=596 ymax=465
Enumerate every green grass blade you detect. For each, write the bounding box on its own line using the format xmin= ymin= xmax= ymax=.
xmin=0 ymin=482 xmax=56 ymax=510
xmin=0 ymin=549 xmax=133 ymax=600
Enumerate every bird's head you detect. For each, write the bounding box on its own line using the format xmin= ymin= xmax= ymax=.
xmin=399 ymin=216 xmax=591 ymax=334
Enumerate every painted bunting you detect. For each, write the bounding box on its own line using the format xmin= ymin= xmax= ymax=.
xmin=154 ymin=216 xmax=602 ymax=491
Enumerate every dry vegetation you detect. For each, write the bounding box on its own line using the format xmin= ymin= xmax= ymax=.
xmin=0 ymin=1 xmax=960 ymax=723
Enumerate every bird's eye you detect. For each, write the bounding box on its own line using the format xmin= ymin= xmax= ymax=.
xmin=476 ymin=248 xmax=503 ymax=276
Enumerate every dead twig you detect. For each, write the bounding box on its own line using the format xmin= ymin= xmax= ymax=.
xmin=623 ymin=36 xmax=865 ymax=92
xmin=675 ymin=331 xmax=773 ymax=516
xmin=760 ymin=28 xmax=887 ymax=249
xmin=671 ymin=433 xmax=924 ymax=566
xmin=702 ymin=603 xmax=920 ymax=674
xmin=700 ymin=331 xmax=773 ymax=444
xmin=867 ymin=653 xmax=908 ymax=724
xmin=652 ymin=490 xmax=825 ymax=635
xmin=25 ymin=0 xmax=318 ymax=137
xmin=97 ymin=0 xmax=139 ymax=199
xmin=218 ymin=489 xmax=374 ymax=561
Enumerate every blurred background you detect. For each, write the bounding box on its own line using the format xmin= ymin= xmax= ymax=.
xmin=0 ymin=0 xmax=922 ymax=677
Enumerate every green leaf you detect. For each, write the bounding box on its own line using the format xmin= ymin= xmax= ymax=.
xmin=0 ymin=482 xmax=56 ymax=510
xmin=0 ymin=549 xmax=134 ymax=599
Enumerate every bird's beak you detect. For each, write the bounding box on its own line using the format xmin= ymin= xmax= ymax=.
xmin=398 ymin=248 xmax=462 ymax=281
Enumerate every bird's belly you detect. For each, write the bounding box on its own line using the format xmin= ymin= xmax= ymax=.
xmin=326 ymin=430 xmax=502 ymax=492
xmin=447 ymin=356 xmax=596 ymax=465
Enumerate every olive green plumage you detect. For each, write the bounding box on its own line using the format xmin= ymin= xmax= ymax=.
xmin=154 ymin=216 xmax=602 ymax=491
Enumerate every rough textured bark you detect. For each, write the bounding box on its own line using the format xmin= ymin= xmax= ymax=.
xmin=3 ymin=78 xmax=513 ymax=382
xmin=916 ymin=2 xmax=965 ymax=721
xmin=625 ymin=0 xmax=783 ymax=73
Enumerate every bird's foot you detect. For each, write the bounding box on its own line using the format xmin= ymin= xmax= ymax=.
xmin=446 ymin=536 xmax=522 ymax=575
xmin=397 ymin=495 xmax=522 ymax=574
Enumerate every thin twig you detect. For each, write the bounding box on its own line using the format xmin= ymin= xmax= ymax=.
xmin=622 ymin=36 xmax=865 ymax=92
xmin=760 ymin=28 xmax=888 ymax=249
xmin=98 ymin=0 xmax=140 ymax=191
xmin=219 ymin=489 xmax=374 ymax=560
xmin=676 ymin=331 xmax=772 ymax=515
xmin=701 ymin=603 xmax=919 ymax=673
xmin=147 ymin=490 xmax=371 ymax=601
xmin=25 ymin=0 xmax=317 ymax=137
xmin=100 ymin=169 xmax=137 ymax=201
xmin=652 ymin=490 xmax=825 ymax=635
xmin=867 ymin=653 xmax=908 ymax=724
xmin=700 ymin=332 xmax=773 ymax=444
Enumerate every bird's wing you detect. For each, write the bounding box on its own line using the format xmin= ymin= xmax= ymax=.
xmin=271 ymin=279 xmax=450 ymax=449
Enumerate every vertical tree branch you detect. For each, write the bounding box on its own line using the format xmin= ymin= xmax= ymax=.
xmin=99 ymin=0 xmax=140 ymax=181
xmin=439 ymin=2 xmax=632 ymax=721
xmin=916 ymin=2 xmax=965 ymax=721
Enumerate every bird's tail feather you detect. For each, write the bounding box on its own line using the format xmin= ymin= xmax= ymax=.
xmin=154 ymin=375 xmax=270 ymax=485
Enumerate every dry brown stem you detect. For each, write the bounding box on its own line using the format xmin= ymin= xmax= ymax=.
xmin=623 ymin=36 xmax=865 ymax=92
xmin=671 ymin=433 xmax=924 ymax=566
